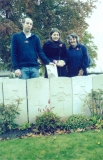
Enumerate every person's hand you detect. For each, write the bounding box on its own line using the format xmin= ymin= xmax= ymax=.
xmin=15 ymin=69 xmax=21 ymax=77
xmin=49 ymin=62 xmax=55 ymax=65
xmin=78 ymin=69 xmax=84 ymax=76
xmin=56 ymin=60 xmax=65 ymax=67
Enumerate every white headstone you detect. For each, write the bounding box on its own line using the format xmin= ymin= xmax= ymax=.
xmin=50 ymin=77 xmax=72 ymax=119
xmin=93 ymin=75 xmax=103 ymax=90
xmin=3 ymin=79 xmax=27 ymax=125
xmin=0 ymin=82 xmax=3 ymax=103
xmin=92 ymin=75 xmax=103 ymax=116
xmin=72 ymin=76 xmax=92 ymax=116
xmin=27 ymin=78 xmax=50 ymax=123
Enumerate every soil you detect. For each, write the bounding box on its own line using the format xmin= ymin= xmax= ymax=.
xmin=0 ymin=127 xmax=94 ymax=141
xmin=0 ymin=129 xmax=35 ymax=140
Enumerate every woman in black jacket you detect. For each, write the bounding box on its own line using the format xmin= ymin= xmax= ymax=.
xmin=42 ymin=28 xmax=68 ymax=77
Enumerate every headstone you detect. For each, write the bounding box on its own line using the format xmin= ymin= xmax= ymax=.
xmin=93 ymin=75 xmax=103 ymax=90
xmin=92 ymin=75 xmax=103 ymax=115
xmin=50 ymin=77 xmax=72 ymax=119
xmin=72 ymin=76 xmax=92 ymax=116
xmin=27 ymin=78 xmax=50 ymax=123
xmin=3 ymin=79 xmax=27 ymax=125
xmin=0 ymin=82 xmax=3 ymax=103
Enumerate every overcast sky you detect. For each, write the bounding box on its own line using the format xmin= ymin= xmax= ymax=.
xmin=86 ymin=0 xmax=103 ymax=64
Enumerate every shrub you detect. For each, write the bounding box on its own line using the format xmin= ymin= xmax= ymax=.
xmin=95 ymin=118 xmax=103 ymax=129
xmin=18 ymin=122 xmax=31 ymax=130
xmin=0 ymin=99 xmax=21 ymax=134
xmin=84 ymin=89 xmax=103 ymax=118
xmin=65 ymin=114 xmax=95 ymax=131
xmin=35 ymin=106 xmax=60 ymax=134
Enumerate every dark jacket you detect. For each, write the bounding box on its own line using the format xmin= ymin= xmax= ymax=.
xmin=11 ymin=32 xmax=50 ymax=70
xmin=42 ymin=40 xmax=68 ymax=77
xmin=67 ymin=44 xmax=89 ymax=77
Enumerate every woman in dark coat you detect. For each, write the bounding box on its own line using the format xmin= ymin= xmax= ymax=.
xmin=67 ymin=33 xmax=89 ymax=77
xmin=42 ymin=28 xmax=68 ymax=77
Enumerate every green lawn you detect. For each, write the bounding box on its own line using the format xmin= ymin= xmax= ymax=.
xmin=0 ymin=130 xmax=103 ymax=160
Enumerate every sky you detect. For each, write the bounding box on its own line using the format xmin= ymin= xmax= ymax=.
xmin=86 ymin=0 xmax=103 ymax=65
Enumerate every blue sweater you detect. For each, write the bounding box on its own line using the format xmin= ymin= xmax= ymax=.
xmin=67 ymin=44 xmax=89 ymax=77
xmin=11 ymin=32 xmax=50 ymax=70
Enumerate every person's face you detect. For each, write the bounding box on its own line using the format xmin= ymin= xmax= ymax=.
xmin=51 ymin=32 xmax=60 ymax=41
xmin=69 ymin=36 xmax=77 ymax=47
xmin=22 ymin=18 xmax=33 ymax=33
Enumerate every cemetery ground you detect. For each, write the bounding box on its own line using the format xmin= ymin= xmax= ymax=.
xmin=0 ymin=129 xmax=103 ymax=160
xmin=1 ymin=77 xmax=103 ymax=159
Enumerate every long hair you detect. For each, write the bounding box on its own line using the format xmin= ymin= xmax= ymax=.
xmin=49 ymin=28 xmax=61 ymax=40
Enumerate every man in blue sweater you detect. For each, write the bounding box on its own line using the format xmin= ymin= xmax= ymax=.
xmin=11 ymin=17 xmax=53 ymax=79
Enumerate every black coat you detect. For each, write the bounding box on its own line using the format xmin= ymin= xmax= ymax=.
xmin=42 ymin=40 xmax=68 ymax=77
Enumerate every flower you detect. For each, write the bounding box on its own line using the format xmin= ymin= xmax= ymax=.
xmin=59 ymin=44 xmax=63 ymax=47
xmin=24 ymin=40 xmax=29 ymax=43
xmin=76 ymin=47 xmax=79 ymax=50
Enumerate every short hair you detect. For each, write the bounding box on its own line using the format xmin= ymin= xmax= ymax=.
xmin=22 ymin=17 xmax=33 ymax=24
xmin=67 ymin=33 xmax=79 ymax=44
xmin=49 ymin=28 xmax=61 ymax=40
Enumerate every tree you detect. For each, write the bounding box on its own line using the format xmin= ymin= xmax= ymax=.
xmin=0 ymin=19 xmax=20 ymax=70
xmin=81 ymin=31 xmax=98 ymax=67
xmin=0 ymin=0 xmax=22 ymax=70
xmin=0 ymin=0 xmax=98 ymax=70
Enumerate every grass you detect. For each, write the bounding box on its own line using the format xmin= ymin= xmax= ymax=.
xmin=0 ymin=129 xmax=103 ymax=160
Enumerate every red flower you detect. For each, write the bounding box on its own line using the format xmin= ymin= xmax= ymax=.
xmin=24 ymin=40 xmax=29 ymax=43
xmin=59 ymin=44 xmax=63 ymax=47
xmin=76 ymin=47 xmax=79 ymax=50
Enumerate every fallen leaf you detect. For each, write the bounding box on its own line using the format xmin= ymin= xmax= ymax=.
xmin=95 ymin=129 xmax=100 ymax=132
xmin=53 ymin=136 xmax=56 ymax=140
